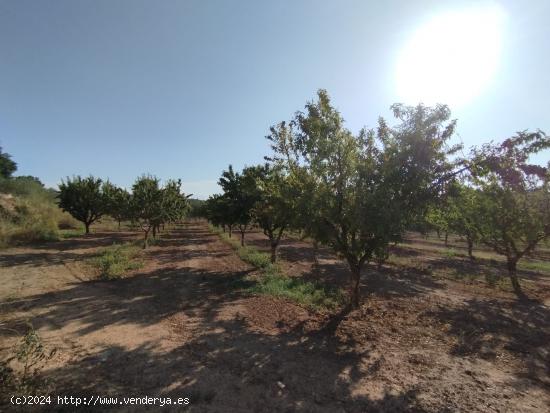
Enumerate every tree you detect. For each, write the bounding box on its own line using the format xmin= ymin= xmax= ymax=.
xmin=467 ymin=131 xmax=550 ymax=297
xmin=103 ymin=182 xmax=131 ymax=230
xmin=187 ymin=199 xmax=206 ymax=220
xmin=251 ymin=164 xmax=298 ymax=263
xmin=0 ymin=146 xmax=17 ymax=178
xmin=151 ymin=179 xmax=190 ymax=237
xmin=267 ymin=90 xmax=460 ymax=308
xmin=445 ymin=183 xmax=480 ymax=259
xmin=218 ymin=165 xmax=260 ymax=246
xmin=205 ymin=194 xmax=230 ymax=232
xmin=129 ymin=175 xmax=162 ymax=247
xmin=57 ymin=176 xmax=107 ymax=234
xmin=129 ymin=175 xmax=189 ymax=248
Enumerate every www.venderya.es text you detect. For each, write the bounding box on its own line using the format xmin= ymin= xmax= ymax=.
xmin=11 ymin=395 xmax=190 ymax=407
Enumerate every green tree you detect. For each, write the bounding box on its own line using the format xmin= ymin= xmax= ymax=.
xmin=0 ymin=146 xmax=17 ymax=178
xmin=103 ymin=182 xmax=131 ymax=230
xmin=468 ymin=131 xmax=550 ymax=297
xmin=129 ymin=175 xmax=162 ymax=247
xmin=129 ymin=176 xmax=189 ymax=248
xmin=251 ymin=164 xmax=298 ymax=263
xmin=218 ymin=165 xmax=260 ymax=246
xmin=205 ymin=194 xmax=230 ymax=232
xmin=446 ymin=183 xmax=480 ymax=259
xmin=57 ymin=176 xmax=107 ymax=234
xmin=268 ymin=90 xmax=460 ymax=308
xmin=151 ymin=179 xmax=189 ymax=237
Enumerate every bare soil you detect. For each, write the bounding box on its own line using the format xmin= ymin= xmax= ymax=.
xmin=1 ymin=221 xmax=549 ymax=412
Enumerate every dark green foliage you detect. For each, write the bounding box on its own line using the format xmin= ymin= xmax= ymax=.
xmin=129 ymin=175 xmax=189 ymax=248
xmin=0 ymin=146 xmax=17 ymax=178
xmin=57 ymin=176 xmax=107 ymax=234
xmin=102 ymin=181 xmax=131 ymax=229
xmin=187 ymin=198 xmax=206 ymax=219
xmin=216 ymin=165 xmax=262 ymax=246
xmin=251 ymin=164 xmax=298 ymax=262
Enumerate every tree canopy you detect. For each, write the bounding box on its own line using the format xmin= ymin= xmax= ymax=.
xmin=57 ymin=176 xmax=107 ymax=234
xmin=266 ymin=89 xmax=461 ymax=308
xmin=0 ymin=146 xmax=17 ymax=179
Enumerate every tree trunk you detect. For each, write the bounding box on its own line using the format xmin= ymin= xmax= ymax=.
xmin=228 ymin=225 xmax=232 ymax=238
xmin=117 ymin=219 xmax=121 ymax=231
xmin=222 ymin=224 xmax=226 ymax=233
xmin=85 ymin=222 xmax=90 ymax=234
xmin=240 ymin=231 xmax=245 ymax=247
xmin=349 ymin=265 xmax=361 ymax=309
xmin=312 ymin=240 xmax=319 ymax=265
xmin=270 ymin=243 xmax=277 ymax=264
xmin=467 ymin=237 xmax=474 ymax=260
xmin=507 ymin=258 xmax=524 ymax=298
xmin=143 ymin=230 xmax=149 ymax=249
xmin=152 ymin=225 xmax=157 ymax=239
xmin=444 ymin=231 xmax=449 ymax=246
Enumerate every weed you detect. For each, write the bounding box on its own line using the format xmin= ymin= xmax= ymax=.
xmin=443 ymin=248 xmax=458 ymax=259
xmin=91 ymin=243 xmax=143 ymax=279
xmin=59 ymin=227 xmax=85 ymax=238
xmin=250 ymin=273 xmax=345 ymax=310
xmin=518 ymin=260 xmax=550 ymax=274
xmin=0 ymin=324 xmax=56 ymax=401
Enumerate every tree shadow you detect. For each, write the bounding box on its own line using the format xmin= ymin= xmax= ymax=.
xmin=0 ymin=265 xmax=255 ymax=339
xmin=42 ymin=305 xmax=428 ymax=412
xmin=427 ymin=298 xmax=550 ymax=390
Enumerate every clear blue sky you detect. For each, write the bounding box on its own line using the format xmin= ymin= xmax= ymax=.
xmin=1 ymin=0 xmax=548 ymax=199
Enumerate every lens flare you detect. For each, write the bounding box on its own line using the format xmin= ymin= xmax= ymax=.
xmin=395 ymin=3 xmax=506 ymax=107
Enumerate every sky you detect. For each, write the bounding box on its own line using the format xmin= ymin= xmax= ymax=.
xmin=1 ymin=0 xmax=549 ymax=199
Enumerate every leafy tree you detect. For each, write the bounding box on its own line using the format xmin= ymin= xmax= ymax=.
xmin=267 ymin=90 xmax=460 ymax=308
xmin=129 ymin=175 xmax=189 ymax=248
xmin=251 ymin=164 xmax=298 ymax=263
xmin=58 ymin=176 xmax=107 ymax=234
xmin=0 ymin=146 xmax=17 ymax=178
xmin=187 ymin=199 xmax=206 ymax=220
xmin=103 ymin=182 xmax=131 ymax=230
xmin=467 ymin=131 xmax=550 ymax=297
xmin=425 ymin=205 xmax=450 ymax=243
xmin=129 ymin=175 xmax=162 ymax=247
xmin=218 ymin=165 xmax=260 ymax=246
xmin=205 ymin=194 xmax=230 ymax=232
xmin=151 ymin=179 xmax=190 ymax=237
xmin=445 ymin=183 xmax=480 ymax=259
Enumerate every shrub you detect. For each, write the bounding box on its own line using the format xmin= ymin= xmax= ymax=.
xmin=250 ymin=273 xmax=345 ymax=310
xmin=91 ymin=243 xmax=143 ymax=279
xmin=0 ymin=198 xmax=61 ymax=247
xmin=0 ymin=324 xmax=56 ymax=402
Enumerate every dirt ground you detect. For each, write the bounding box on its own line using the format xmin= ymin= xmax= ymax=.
xmin=0 ymin=221 xmax=549 ymax=412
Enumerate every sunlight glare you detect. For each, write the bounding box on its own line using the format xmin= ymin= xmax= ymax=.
xmin=395 ymin=3 xmax=506 ymax=107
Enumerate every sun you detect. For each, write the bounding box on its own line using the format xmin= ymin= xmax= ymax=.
xmin=395 ymin=3 xmax=506 ymax=108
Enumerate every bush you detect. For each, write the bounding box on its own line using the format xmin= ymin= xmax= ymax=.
xmin=0 ymin=324 xmax=55 ymax=403
xmin=0 ymin=198 xmax=61 ymax=247
xmin=91 ymin=243 xmax=143 ymax=279
xmin=250 ymin=273 xmax=345 ymax=310
xmin=0 ymin=178 xmax=79 ymax=247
